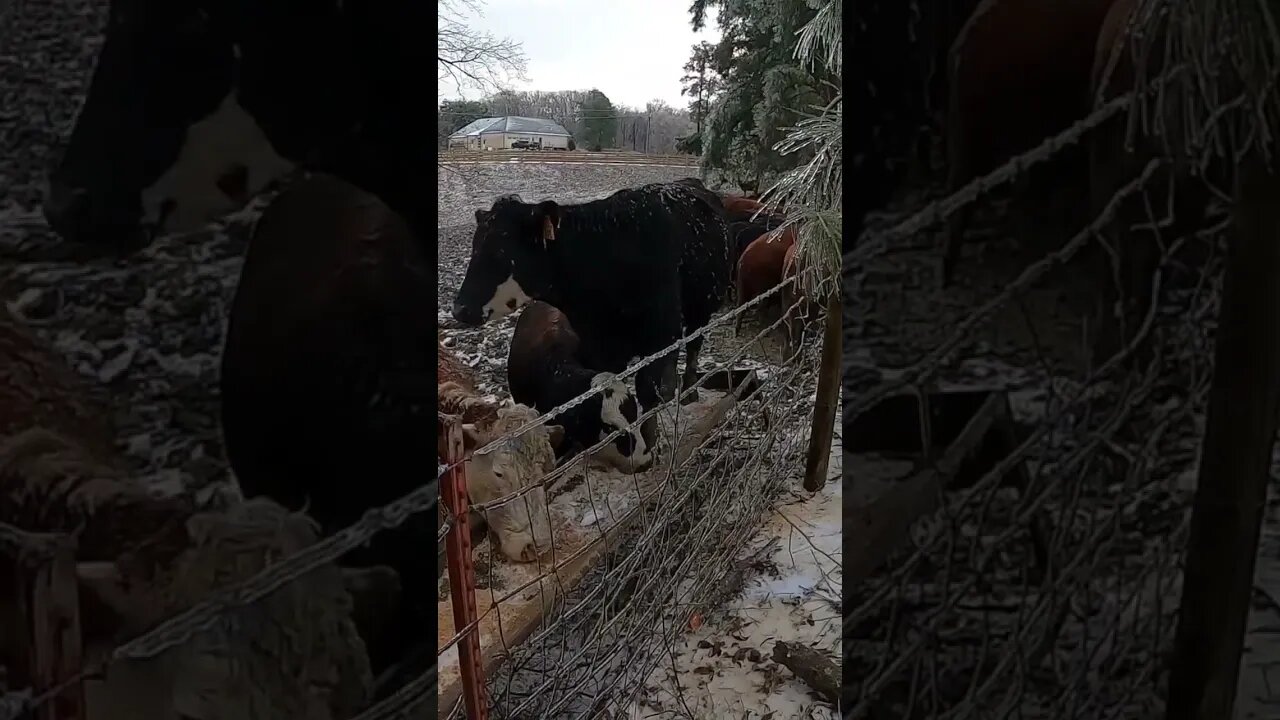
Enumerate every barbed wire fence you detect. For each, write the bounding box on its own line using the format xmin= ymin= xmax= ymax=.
xmin=844 ymin=48 xmax=1231 ymax=717
xmin=0 ymin=263 xmax=829 ymax=719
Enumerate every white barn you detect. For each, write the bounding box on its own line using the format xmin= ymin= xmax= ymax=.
xmin=447 ymin=116 xmax=574 ymax=150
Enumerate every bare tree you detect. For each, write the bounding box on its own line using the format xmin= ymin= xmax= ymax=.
xmin=438 ymin=0 xmax=526 ymax=177
xmin=437 ymin=0 xmax=527 ymax=97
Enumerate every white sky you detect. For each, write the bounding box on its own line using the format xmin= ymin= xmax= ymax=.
xmin=439 ymin=0 xmax=722 ymax=110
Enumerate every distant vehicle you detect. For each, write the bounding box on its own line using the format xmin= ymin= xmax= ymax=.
xmin=511 ymin=140 xmax=532 ymax=149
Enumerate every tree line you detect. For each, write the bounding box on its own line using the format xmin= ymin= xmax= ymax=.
xmin=437 ymin=89 xmax=696 ymax=155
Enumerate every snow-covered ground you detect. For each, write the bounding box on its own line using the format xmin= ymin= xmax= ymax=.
xmin=624 ymin=429 xmax=842 ymax=720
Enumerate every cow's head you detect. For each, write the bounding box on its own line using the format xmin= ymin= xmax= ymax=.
xmin=44 ymin=0 xmax=293 ymax=251
xmin=587 ymin=373 xmax=654 ymax=473
xmin=461 ymin=405 xmax=564 ymax=563
xmin=453 ymin=196 xmax=562 ymax=326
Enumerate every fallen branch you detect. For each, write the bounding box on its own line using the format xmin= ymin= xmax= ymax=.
xmin=772 ymin=640 xmax=839 ymax=706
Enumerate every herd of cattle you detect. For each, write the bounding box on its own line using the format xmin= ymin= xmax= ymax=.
xmin=439 ymin=176 xmax=816 ymax=562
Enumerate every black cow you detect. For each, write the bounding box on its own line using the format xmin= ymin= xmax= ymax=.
xmin=508 ymin=301 xmax=654 ymax=473
xmin=43 ymin=0 xmax=428 ymax=252
xmin=218 ymin=174 xmax=432 ymax=684
xmin=453 ymin=184 xmax=731 ymax=421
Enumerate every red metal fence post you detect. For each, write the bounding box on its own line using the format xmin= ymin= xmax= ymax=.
xmin=440 ymin=414 xmax=488 ymax=719
xmin=1 ymin=527 xmax=84 ymax=720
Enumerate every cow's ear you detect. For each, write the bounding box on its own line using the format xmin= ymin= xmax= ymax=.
xmin=545 ymin=424 xmax=566 ymax=449
xmin=532 ymin=201 xmax=561 ymax=247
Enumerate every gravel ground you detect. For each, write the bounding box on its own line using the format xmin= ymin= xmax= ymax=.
xmin=0 ymin=0 xmax=252 ymax=501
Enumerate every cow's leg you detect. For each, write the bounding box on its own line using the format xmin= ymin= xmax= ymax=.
xmin=680 ymin=336 xmax=703 ymax=404
xmin=635 ymin=354 xmax=676 ymax=446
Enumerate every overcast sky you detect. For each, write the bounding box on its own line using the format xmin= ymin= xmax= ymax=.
xmin=439 ymin=0 xmax=722 ymax=110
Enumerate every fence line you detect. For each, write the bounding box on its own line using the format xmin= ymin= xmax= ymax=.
xmin=4 ymin=267 xmax=811 ymax=720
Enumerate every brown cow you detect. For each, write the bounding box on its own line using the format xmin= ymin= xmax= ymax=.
xmin=507 ymin=301 xmax=652 ymax=473
xmin=780 ymin=243 xmax=809 ymax=353
xmin=940 ymin=0 xmax=1118 ymax=286
xmin=219 ymin=174 xmax=443 ymax=676
xmin=734 ymin=226 xmax=798 ymax=335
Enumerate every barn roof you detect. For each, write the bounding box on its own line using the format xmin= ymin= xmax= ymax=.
xmin=449 ymin=116 xmax=572 ymax=138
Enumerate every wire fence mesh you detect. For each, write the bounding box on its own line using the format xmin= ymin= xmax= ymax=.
xmin=432 ymin=278 xmax=833 ymax=718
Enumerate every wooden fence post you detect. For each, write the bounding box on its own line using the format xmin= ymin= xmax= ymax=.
xmin=439 ymin=414 xmax=488 ymax=720
xmin=804 ymin=295 xmax=842 ymax=491
xmin=1167 ymin=156 xmax=1280 ymax=719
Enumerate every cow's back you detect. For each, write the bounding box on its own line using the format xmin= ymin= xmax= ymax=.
xmin=507 ymin=301 xmax=580 ymax=407
xmin=737 ymin=228 xmax=797 ymax=305
xmin=665 ymin=184 xmax=731 ymax=322
xmin=221 ymin=173 xmax=432 ymax=514
xmin=948 ymin=0 xmax=1117 ymax=181
xmin=544 ymin=184 xmax=727 ymax=369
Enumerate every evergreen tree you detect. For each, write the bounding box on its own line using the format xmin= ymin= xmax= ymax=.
xmin=437 ymin=99 xmax=492 ymax=147
xmin=681 ymin=41 xmax=721 ymax=138
xmin=579 ymin=89 xmax=618 ymax=150
xmin=686 ymin=0 xmax=831 ymax=190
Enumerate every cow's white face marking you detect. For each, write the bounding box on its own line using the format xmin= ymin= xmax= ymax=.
xmin=482 ymin=275 xmax=532 ymax=320
xmin=140 ymin=89 xmax=295 ymax=235
xmin=466 ymin=444 xmax=554 ymax=562
xmin=589 ymin=372 xmax=652 ymax=472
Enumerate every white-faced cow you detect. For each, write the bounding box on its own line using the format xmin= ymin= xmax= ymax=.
xmin=437 ymin=338 xmax=562 ymax=563
xmin=507 ymin=301 xmax=654 ymax=473
xmin=218 ymin=174 xmax=434 ymax=674
xmin=452 ymin=183 xmax=732 ymax=430
xmin=43 ymin=0 xmax=427 ymax=252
